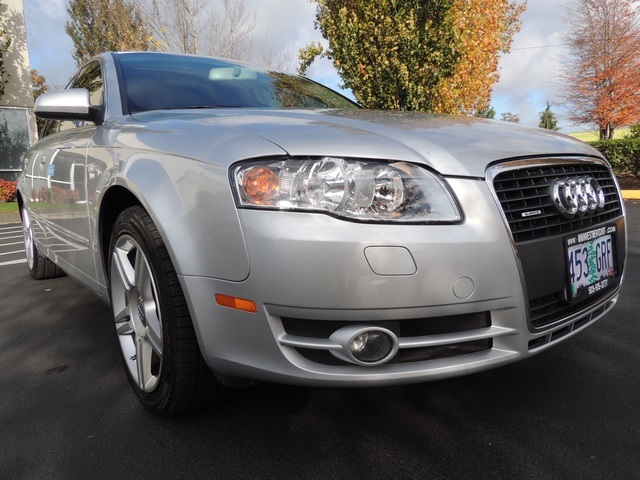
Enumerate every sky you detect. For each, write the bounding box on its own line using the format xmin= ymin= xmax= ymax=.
xmin=22 ymin=0 xmax=581 ymax=132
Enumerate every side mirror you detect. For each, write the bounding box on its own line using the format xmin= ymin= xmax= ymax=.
xmin=35 ymin=88 xmax=103 ymax=124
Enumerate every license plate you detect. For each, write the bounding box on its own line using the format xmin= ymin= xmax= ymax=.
xmin=566 ymin=226 xmax=616 ymax=300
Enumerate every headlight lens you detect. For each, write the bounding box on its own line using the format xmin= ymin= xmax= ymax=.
xmin=232 ymin=157 xmax=461 ymax=223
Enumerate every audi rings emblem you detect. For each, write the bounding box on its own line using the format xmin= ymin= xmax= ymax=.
xmin=551 ymin=177 xmax=606 ymax=218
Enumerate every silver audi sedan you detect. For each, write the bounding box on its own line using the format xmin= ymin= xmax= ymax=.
xmin=17 ymin=52 xmax=626 ymax=415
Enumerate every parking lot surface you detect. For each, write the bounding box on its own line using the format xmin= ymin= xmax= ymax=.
xmin=0 ymin=223 xmax=26 ymax=267
xmin=1 ymin=202 xmax=639 ymax=480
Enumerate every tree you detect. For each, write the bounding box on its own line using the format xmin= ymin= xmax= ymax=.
xmin=560 ymin=0 xmax=640 ymax=140
xmin=300 ymin=0 xmax=525 ymax=114
xmin=501 ymin=112 xmax=520 ymax=123
xmin=474 ymin=105 xmax=496 ymax=119
xmin=65 ymin=0 xmax=157 ymax=65
xmin=628 ymin=122 xmax=640 ymax=138
xmin=31 ymin=69 xmax=49 ymax=136
xmin=141 ymin=0 xmax=293 ymax=69
xmin=143 ymin=0 xmax=257 ymax=60
xmin=144 ymin=0 xmax=209 ymax=54
xmin=538 ymin=101 xmax=559 ymax=131
xmin=298 ymin=41 xmax=324 ymax=76
xmin=205 ymin=0 xmax=256 ymax=59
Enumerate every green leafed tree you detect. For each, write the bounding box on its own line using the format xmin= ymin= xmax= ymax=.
xmin=627 ymin=123 xmax=640 ymax=139
xmin=538 ymin=101 xmax=559 ymax=131
xmin=66 ymin=0 xmax=157 ymax=66
xmin=300 ymin=0 xmax=525 ymax=114
xmin=501 ymin=112 xmax=520 ymax=123
xmin=474 ymin=105 xmax=496 ymax=119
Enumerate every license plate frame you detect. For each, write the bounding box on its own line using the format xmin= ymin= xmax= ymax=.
xmin=565 ymin=225 xmax=617 ymax=302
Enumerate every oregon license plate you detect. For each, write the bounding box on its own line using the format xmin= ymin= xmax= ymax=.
xmin=566 ymin=226 xmax=616 ymax=300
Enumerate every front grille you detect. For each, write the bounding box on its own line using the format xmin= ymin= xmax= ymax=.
xmin=493 ymin=163 xmax=622 ymax=243
xmin=529 ymin=290 xmax=612 ymax=328
xmin=491 ymin=160 xmax=624 ymax=330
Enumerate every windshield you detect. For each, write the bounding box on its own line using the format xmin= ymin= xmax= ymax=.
xmin=116 ymin=52 xmax=359 ymax=113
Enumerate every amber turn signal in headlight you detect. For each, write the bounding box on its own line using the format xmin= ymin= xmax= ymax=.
xmin=241 ymin=166 xmax=280 ymax=203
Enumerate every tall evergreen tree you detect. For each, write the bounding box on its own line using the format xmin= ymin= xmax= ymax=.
xmin=66 ymin=0 xmax=156 ymax=66
xmin=474 ymin=105 xmax=496 ymax=119
xmin=538 ymin=101 xmax=559 ymax=131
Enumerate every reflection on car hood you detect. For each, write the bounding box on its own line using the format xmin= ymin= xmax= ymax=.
xmin=131 ymin=109 xmax=602 ymax=177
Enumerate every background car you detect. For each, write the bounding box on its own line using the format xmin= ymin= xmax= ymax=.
xmin=17 ymin=52 xmax=626 ymax=415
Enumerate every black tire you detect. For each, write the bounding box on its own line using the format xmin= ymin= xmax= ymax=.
xmin=108 ymin=206 xmax=220 ymax=416
xmin=21 ymin=207 xmax=65 ymax=280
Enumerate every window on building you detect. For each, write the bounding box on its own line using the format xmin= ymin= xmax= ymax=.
xmin=0 ymin=107 xmax=31 ymax=181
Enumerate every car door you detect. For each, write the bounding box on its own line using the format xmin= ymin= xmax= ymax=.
xmin=35 ymin=61 xmax=104 ymax=288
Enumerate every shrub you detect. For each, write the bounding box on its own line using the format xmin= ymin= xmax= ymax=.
xmin=589 ymin=137 xmax=640 ymax=177
xmin=0 ymin=180 xmax=17 ymax=203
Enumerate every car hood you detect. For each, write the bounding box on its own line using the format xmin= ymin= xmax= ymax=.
xmin=130 ymin=109 xmax=602 ymax=177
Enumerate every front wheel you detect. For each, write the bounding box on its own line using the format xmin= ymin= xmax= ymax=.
xmin=108 ymin=206 xmax=219 ymax=415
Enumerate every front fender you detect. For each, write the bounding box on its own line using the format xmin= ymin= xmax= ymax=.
xmin=104 ymin=152 xmax=251 ymax=281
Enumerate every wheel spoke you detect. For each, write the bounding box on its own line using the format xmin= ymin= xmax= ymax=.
xmin=134 ymin=246 xmax=147 ymax=290
xmin=114 ymin=312 xmax=134 ymax=336
xmin=146 ymin=321 xmax=163 ymax=356
xmin=135 ymin=336 xmax=147 ymax=390
xmin=112 ymin=243 xmax=136 ymax=292
xmin=135 ymin=334 xmax=158 ymax=392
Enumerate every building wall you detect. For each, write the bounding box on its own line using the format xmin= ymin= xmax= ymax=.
xmin=0 ymin=0 xmax=35 ymax=181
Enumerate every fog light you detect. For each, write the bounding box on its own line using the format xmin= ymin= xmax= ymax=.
xmin=350 ymin=331 xmax=393 ymax=363
xmin=330 ymin=326 xmax=398 ymax=366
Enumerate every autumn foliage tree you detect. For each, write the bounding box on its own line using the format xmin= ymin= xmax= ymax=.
xmin=66 ymin=0 xmax=157 ymax=66
xmin=31 ymin=69 xmax=49 ymax=136
xmin=561 ymin=0 xmax=640 ymax=140
xmin=300 ymin=0 xmax=525 ymax=115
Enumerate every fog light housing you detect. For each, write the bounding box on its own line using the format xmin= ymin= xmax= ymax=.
xmin=330 ymin=326 xmax=398 ymax=366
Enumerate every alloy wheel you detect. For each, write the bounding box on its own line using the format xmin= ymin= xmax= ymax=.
xmin=110 ymin=234 xmax=163 ymax=393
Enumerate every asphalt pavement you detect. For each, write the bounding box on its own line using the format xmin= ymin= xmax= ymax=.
xmin=1 ymin=202 xmax=639 ymax=480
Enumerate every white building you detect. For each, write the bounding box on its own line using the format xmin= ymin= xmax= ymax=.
xmin=0 ymin=0 xmax=36 ymax=181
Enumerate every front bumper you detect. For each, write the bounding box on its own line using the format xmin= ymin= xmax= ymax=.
xmin=180 ymin=173 xmax=624 ymax=386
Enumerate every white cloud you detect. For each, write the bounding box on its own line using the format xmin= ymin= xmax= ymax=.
xmin=23 ymin=0 xmax=75 ymax=88
xmin=22 ymin=0 xmax=582 ymax=131
xmin=493 ymin=0 xmax=574 ymax=130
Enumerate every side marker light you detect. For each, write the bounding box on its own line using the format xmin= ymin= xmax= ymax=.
xmin=215 ymin=294 xmax=258 ymax=313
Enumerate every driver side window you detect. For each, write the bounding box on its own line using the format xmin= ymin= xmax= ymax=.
xmin=72 ymin=61 xmax=104 ymax=107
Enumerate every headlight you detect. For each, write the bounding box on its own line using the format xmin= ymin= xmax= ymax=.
xmin=232 ymin=157 xmax=461 ymax=223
